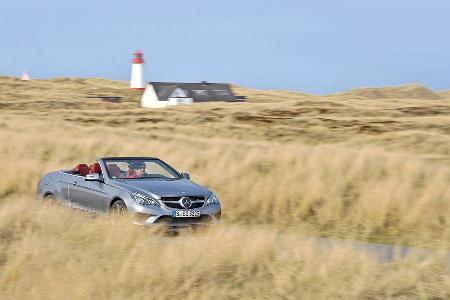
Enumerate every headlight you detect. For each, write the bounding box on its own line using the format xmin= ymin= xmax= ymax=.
xmin=206 ymin=193 xmax=220 ymax=206
xmin=130 ymin=193 xmax=160 ymax=207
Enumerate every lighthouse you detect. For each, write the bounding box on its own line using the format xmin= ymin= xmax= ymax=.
xmin=21 ymin=69 xmax=30 ymax=81
xmin=130 ymin=50 xmax=145 ymax=90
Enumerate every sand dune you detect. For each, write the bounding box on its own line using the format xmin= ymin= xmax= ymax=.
xmin=330 ymin=84 xmax=442 ymax=100
xmin=1 ymin=75 xmax=448 ymax=240
xmin=0 ymin=76 xmax=449 ymax=298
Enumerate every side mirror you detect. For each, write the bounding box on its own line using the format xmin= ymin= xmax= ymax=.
xmin=86 ymin=173 xmax=101 ymax=181
xmin=181 ymin=172 xmax=190 ymax=180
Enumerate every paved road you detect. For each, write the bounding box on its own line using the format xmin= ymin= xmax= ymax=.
xmin=303 ymin=236 xmax=450 ymax=264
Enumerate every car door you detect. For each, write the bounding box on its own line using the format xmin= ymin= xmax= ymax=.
xmin=65 ymin=175 xmax=86 ymax=209
xmin=70 ymin=178 xmax=110 ymax=212
xmin=56 ymin=172 xmax=77 ymax=206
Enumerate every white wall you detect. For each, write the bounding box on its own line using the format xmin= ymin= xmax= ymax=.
xmin=168 ymin=97 xmax=193 ymax=106
xmin=141 ymin=84 xmax=165 ymax=108
xmin=141 ymin=84 xmax=194 ymax=108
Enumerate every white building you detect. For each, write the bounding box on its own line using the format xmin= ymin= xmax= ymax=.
xmin=141 ymin=82 xmax=240 ymax=108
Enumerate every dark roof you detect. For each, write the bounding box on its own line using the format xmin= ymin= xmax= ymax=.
xmin=150 ymin=82 xmax=237 ymax=102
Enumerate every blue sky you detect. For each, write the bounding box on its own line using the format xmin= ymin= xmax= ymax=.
xmin=0 ymin=0 xmax=449 ymax=94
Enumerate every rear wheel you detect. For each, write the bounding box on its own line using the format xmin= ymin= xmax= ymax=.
xmin=43 ymin=194 xmax=57 ymax=206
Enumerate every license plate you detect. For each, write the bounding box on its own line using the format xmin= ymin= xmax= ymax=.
xmin=172 ymin=210 xmax=200 ymax=218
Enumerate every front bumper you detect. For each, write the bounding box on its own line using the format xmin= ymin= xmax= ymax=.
xmin=130 ymin=203 xmax=221 ymax=227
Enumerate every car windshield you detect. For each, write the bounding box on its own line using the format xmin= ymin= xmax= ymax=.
xmin=104 ymin=159 xmax=180 ymax=180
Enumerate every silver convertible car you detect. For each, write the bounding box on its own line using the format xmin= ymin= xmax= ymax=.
xmin=36 ymin=157 xmax=221 ymax=227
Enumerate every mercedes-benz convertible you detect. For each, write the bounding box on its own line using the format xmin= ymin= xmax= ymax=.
xmin=36 ymin=157 xmax=221 ymax=227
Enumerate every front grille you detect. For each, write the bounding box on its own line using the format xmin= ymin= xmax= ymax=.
xmin=161 ymin=196 xmax=205 ymax=209
xmin=163 ymin=202 xmax=204 ymax=209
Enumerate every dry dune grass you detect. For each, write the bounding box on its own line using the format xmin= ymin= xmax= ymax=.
xmin=231 ymin=84 xmax=318 ymax=103
xmin=1 ymin=199 xmax=449 ymax=299
xmin=0 ymin=76 xmax=449 ymax=298
xmin=3 ymin=78 xmax=448 ymax=157
xmin=0 ymin=76 xmax=140 ymax=111
xmin=1 ymin=115 xmax=449 ymax=247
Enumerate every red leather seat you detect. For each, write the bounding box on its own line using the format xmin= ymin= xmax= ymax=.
xmin=107 ymin=164 xmax=122 ymax=178
xmin=73 ymin=164 xmax=90 ymax=177
xmin=126 ymin=169 xmax=138 ymax=178
xmin=89 ymin=163 xmax=102 ymax=174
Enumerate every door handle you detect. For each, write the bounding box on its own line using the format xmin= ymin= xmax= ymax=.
xmin=73 ymin=181 xmax=78 ymax=185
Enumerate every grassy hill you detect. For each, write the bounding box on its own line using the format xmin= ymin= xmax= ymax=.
xmin=330 ymin=84 xmax=442 ymax=100
xmin=439 ymin=90 xmax=450 ymax=99
xmin=0 ymin=76 xmax=449 ymax=298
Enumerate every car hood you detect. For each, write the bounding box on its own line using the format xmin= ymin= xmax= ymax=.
xmin=111 ymin=179 xmax=209 ymax=198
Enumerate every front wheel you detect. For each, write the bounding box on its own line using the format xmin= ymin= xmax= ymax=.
xmin=109 ymin=199 xmax=127 ymax=215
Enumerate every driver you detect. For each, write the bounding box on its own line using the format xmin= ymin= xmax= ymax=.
xmin=127 ymin=161 xmax=148 ymax=178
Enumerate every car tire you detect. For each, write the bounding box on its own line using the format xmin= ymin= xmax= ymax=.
xmin=43 ymin=194 xmax=57 ymax=206
xmin=110 ymin=199 xmax=127 ymax=215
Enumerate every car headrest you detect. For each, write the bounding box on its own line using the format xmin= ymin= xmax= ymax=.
xmin=73 ymin=164 xmax=90 ymax=177
xmin=90 ymin=163 xmax=101 ymax=174
xmin=107 ymin=164 xmax=122 ymax=178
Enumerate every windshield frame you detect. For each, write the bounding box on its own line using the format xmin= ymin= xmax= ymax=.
xmin=102 ymin=157 xmax=182 ymax=180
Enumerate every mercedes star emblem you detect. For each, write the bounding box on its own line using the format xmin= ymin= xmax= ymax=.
xmin=179 ymin=197 xmax=192 ymax=209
